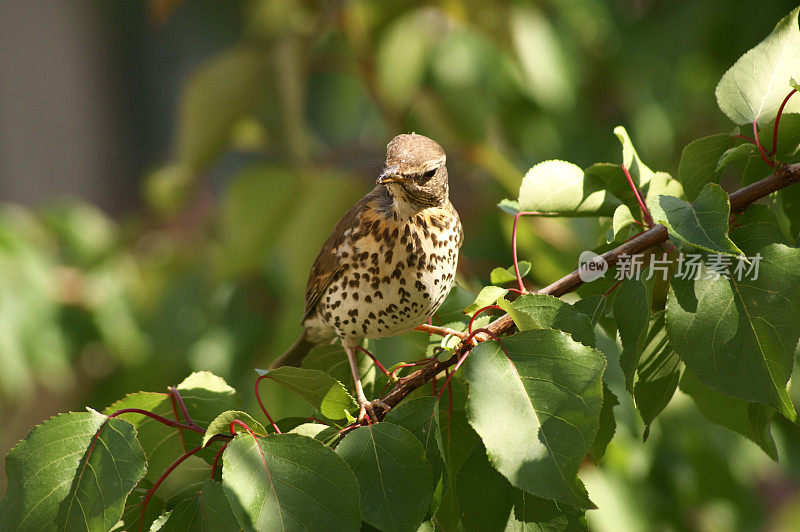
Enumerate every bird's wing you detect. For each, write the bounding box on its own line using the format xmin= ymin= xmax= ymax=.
xmin=302 ymin=187 xmax=388 ymax=321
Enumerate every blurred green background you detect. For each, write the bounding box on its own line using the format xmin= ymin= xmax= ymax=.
xmin=2 ymin=0 xmax=800 ymax=529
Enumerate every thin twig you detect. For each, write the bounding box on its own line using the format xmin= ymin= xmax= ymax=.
xmin=752 ymin=121 xmax=774 ymax=167
xmin=772 ymin=89 xmax=797 ymax=156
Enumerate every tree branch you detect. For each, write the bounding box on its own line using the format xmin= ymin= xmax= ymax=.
xmin=378 ymin=163 xmax=800 ymax=415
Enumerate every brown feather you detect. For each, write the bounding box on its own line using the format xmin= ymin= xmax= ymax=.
xmin=302 ymin=186 xmax=392 ymax=321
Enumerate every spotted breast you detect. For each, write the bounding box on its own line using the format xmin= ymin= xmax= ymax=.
xmin=302 ymin=186 xmax=462 ymax=343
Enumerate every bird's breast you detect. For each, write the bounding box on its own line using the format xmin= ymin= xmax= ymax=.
xmin=316 ymin=205 xmax=461 ymax=339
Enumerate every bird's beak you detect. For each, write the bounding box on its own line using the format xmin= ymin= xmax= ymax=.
xmin=376 ymin=166 xmax=404 ymax=185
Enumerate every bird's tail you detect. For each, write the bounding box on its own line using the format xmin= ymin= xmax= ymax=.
xmin=269 ymin=330 xmax=316 ymax=369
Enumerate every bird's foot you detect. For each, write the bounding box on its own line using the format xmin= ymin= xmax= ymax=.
xmin=357 ymin=398 xmax=391 ymax=424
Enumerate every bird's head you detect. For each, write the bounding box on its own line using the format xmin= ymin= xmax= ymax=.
xmin=376 ymin=133 xmax=449 ymax=207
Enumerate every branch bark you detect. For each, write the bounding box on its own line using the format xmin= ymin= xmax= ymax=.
xmin=378 ymin=163 xmax=800 ymax=415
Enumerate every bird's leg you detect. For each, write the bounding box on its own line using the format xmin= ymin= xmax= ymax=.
xmin=344 ymin=341 xmax=390 ymax=423
xmin=414 ymin=323 xmax=467 ymax=339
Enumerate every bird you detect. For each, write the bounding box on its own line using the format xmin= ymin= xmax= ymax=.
xmin=270 ymin=133 xmax=463 ymax=422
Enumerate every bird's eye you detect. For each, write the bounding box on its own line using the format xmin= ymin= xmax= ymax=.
xmin=421 ymin=168 xmax=437 ymax=179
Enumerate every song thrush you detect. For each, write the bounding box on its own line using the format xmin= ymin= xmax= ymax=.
xmin=270 ymin=133 xmax=463 ymax=422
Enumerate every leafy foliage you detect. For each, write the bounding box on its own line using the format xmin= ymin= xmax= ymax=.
xmin=3 ymin=5 xmax=800 ymax=532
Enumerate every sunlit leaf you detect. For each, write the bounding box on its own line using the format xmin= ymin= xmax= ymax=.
xmin=715 ymin=7 xmax=800 ymax=126
xmin=650 ymin=183 xmax=744 ymax=256
xmin=498 ymin=293 xmax=596 ymax=347
xmin=257 ymin=367 xmax=358 ymax=420
xmin=490 ymin=261 xmax=531 ymax=285
xmin=0 ymin=411 xmax=146 ymax=531
xmin=666 ymin=223 xmax=800 ymax=420
xmin=463 ymin=331 xmax=605 ymax=507
xmin=203 ymin=410 xmax=268 ymax=446
xmin=463 ymin=286 xmax=508 ymax=316
xmin=223 ymin=433 xmax=360 ymax=531
xmin=519 ymin=160 xmax=621 ymax=217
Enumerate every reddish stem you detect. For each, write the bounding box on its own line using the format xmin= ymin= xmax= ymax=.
xmin=139 ymin=445 xmax=203 ymax=531
xmin=168 ymin=387 xmax=195 ymax=427
xmin=752 ymin=120 xmax=774 ymax=167
xmin=255 ymin=375 xmax=282 ymax=434
xmin=210 ymin=442 xmax=229 ymax=479
xmin=353 ymin=344 xmax=390 ymax=377
xmin=108 ymin=408 xmax=205 ymax=434
xmin=603 ymin=279 xmax=623 ymax=297
xmin=734 ymin=134 xmax=757 ymax=144
xmin=168 ymin=390 xmax=188 ymax=451
xmin=512 ymin=213 xmax=527 ymax=293
xmin=469 ymin=305 xmax=503 ymax=334
xmin=772 ymin=89 xmax=797 ymax=156
xmin=621 ymin=164 xmax=654 ymax=227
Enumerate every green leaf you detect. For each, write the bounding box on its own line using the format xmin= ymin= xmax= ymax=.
xmin=633 ymin=312 xmax=682 ymax=438
xmin=203 ymin=411 xmax=268 ymax=447
xmin=716 ymin=143 xmax=757 ymax=172
xmin=715 ymin=7 xmax=800 ymax=126
xmin=497 ymin=293 xmax=596 ymax=347
xmin=288 ymin=423 xmax=339 ymax=444
xmin=0 ymin=411 xmax=146 ymax=531
xmin=177 ymin=372 xmax=241 ymax=427
xmin=518 ymin=160 xmax=621 ymax=217
xmin=175 ymin=372 xmax=242 ymax=455
xmin=155 ymin=480 xmax=239 ymax=532
xmin=385 ymin=397 xmax=447 ymax=508
xmin=780 ymin=184 xmax=800 ymax=241
xmin=490 ymin=261 xmax=531 ymax=285
xmin=574 ymin=294 xmax=607 ymax=327
xmin=301 ymin=342 xmax=379 ymax=398
xmin=435 ymin=406 xmax=479 ymax=530
xmin=257 ymin=367 xmax=358 ymax=420
xmin=463 ymin=286 xmax=508 ymax=316
xmin=222 ymin=433 xmax=360 ymax=531
xmin=679 ymin=369 xmax=778 ymax=460
xmin=613 ymin=278 xmax=651 ymax=391
xmin=607 ymin=204 xmax=638 ymax=243
xmin=103 ymin=392 xmax=186 ymax=483
xmin=589 ymin=384 xmax=619 ymax=463
xmin=650 ymin=183 xmax=744 ymax=256
xmin=770 ymin=113 xmax=800 ymax=160
xmin=336 ymin=424 xmax=433 ymax=532
xmin=677 ymin=134 xmax=732 ymax=200
xmin=457 ymin=443 xmax=587 ymax=531
xmin=497 ymin=199 xmax=521 ymax=215
xmin=666 ymin=223 xmax=800 ymax=420
xmin=614 ymin=126 xmax=655 ymax=187
xmin=463 ymin=331 xmax=605 ymax=508
xmin=177 ymin=46 xmax=268 ymax=170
